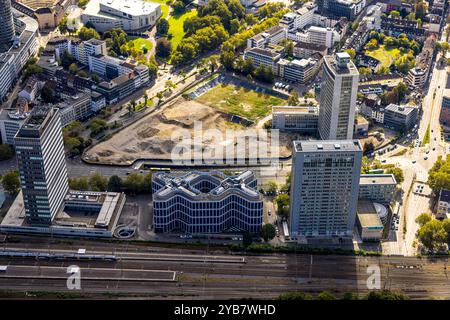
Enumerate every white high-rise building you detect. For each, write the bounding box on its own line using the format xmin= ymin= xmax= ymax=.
xmin=289 ymin=140 xmax=362 ymax=239
xmin=318 ymin=52 xmax=359 ymax=140
xmin=14 ymin=108 xmax=69 ymax=225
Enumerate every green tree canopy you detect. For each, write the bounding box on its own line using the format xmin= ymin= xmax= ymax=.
xmin=261 ymin=224 xmax=276 ymax=242
xmin=1 ymin=171 xmax=20 ymax=196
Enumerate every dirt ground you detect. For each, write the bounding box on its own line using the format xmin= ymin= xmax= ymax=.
xmin=83 ymin=96 xmax=298 ymax=165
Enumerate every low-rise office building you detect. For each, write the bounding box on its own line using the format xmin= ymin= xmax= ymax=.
xmin=152 ymin=171 xmax=263 ymax=234
xmin=359 ymin=174 xmax=397 ymax=205
xmin=243 ymin=47 xmax=281 ymax=73
xmin=272 ymin=106 xmax=318 ymax=132
xmin=247 ymin=25 xmax=286 ymax=49
xmin=277 ymin=57 xmax=321 ymax=84
xmin=293 ymin=41 xmax=327 ymax=59
xmin=93 ymin=71 xmax=139 ymax=104
xmin=356 ymin=200 xmax=384 ymax=241
xmin=383 ymin=103 xmax=418 ymax=131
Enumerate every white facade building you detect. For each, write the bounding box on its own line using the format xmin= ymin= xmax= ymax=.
xmin=82 ymin=0 xmax=162 ymax=33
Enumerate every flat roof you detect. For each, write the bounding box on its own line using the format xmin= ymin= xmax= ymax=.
xmin=360 ymin=174 xmax=397 ymax=185
xmin=357 ymin=201 xmax=383 ymax=228
xmin=293 ymin=140 xmax=362 ymax=153
xmin=84 ymin=0 xmax=160 ymax=17
xmin=272 ymin=106 xmax=318 ymax=114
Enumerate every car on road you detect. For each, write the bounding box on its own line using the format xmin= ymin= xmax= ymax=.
xmin=424 ymin=156 xmax=428 ymax=160
xmin=412 ymin=160 xmax=416 ymax=164
xmin=433 ymin=148 xmax=436 ymax=151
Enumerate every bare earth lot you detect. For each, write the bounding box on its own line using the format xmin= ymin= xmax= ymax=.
xmin=84 ymin=96 xmax=297 ymax=165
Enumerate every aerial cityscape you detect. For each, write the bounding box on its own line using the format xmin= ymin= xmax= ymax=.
xmin=0 ymin=0 xmax=449 ymax=304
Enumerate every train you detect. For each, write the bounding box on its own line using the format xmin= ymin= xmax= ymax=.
xmin=0 ymin=251 xmax=117 ymax=262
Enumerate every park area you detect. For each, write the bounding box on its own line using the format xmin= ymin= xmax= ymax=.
xmin=365 ymin=45 xmax=401 ymax=68
xmin=196 ymin=84 xmax=286 ymax=121
xmin=128 ymin=37 xmax=153 ymax=52
xmin=168 ymin=9 xmax=197 ymax=49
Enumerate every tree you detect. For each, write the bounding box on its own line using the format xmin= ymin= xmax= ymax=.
xmin=156 ymin=18 xmax=169 ymax=35
xmin=266 ymin=181 xmax=278 ymax=195
xmin=275 ymin=194 xmax=290 ymax=219
xmin=89 ymin=117 xmax=108 ymax=135
xmin=390 ymin=10 xmax=400 ymax=18
xmin=317 ymin=292 xmax=337 ymax=300
xmin=260 ymin=224 xmax=276 ymax=242
xmin=107 ymin=175 xmax=123 ymax=192
xmin=242 ymin=231 xmax=252 ymax=247
xmin=365 ymin=38 xmax=379 ymax=51
xmin=1 ymin=171 xmax=20 ymax=196
xmin=58 ymin=16 xmax=68 ymax=34
xmin=0 ymin=144 xmax=14 ymax=161
xmin=344 ymin=48 xmax=356 ymax=59
xmin=40 ymin=85 xmax=56 ymax=103
xmin=417 ymin=220 xmax=448 ymax=252
xmin=78 ymin=27 xmax=100 ymax=41
xmin=363 ymin=142 xmax=374 ymax=154
xmin=414 ymin=1 xmax=427 ymax=20
xmin=89 ymin=173 xmax=108 ymax=191
xmin=156 ymin=38 xmax=173 ymax=59
xmin=241 ymin=58 xmax=254 ymax=75
xmin=415 ymin=213 xmax=431 ymax=227
xmin=287 ymin=92 xmax=300 ymax=106
xmin=386 ymin=167 xmax=404 ymax=184
xmin=427 ymin=156 xmax=450 ymax=192
xmin=68 ymin=63 xmax=78 ymax=75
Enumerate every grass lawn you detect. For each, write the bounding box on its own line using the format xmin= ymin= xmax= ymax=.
xmin=365 ymin=45 xmax=401 ymax=68
xmin=196 ymin=84 xmax=286 ymax=121
xmin=128 ymin=37 xmax=153 ymax=51
xmin=422 ymin=124 xmax=431 ymax=145
xmin=168 ymin=9 xmax=197 ymax=49
xmin=146 ymin=0 xmax=169 ymax=19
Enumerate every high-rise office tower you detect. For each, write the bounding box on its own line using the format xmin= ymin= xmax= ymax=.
xmin=14 ymin=108 xmax=69 ymax=225
xmin=0 ymin=0 xmax=15 ymax=51
xmin=289 ymin=140 xmax=362 ymax=238
xmin=318 ymin=52 xmax=359 ymax=140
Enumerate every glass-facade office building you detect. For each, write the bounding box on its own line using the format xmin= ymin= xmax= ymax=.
xmin=152 ymin=171 xmax=263 ymax=234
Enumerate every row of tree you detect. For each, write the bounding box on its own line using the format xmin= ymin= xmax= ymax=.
xmin=69 ymin=172 xmax=153 ymax=194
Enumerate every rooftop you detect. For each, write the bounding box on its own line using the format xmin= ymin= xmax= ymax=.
xmin=356 ymin=200 xmax=384 ymax=228
xmin=385 ymin=104 xmax=418 ymax=115
xmin=360 ymin=174 xmax=397 ymax=186
xmin=153 ymin=171 xmax=261 ymax=202
xmin=272 ymin=106 xmax=318 ymax=114
xmin=84 ymin=0 xmax=161 ymax=18
xmin=324 ymin=53 xmax=359 ymax=76
xmin=293 ymin=140 xmax=362 ymax=153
